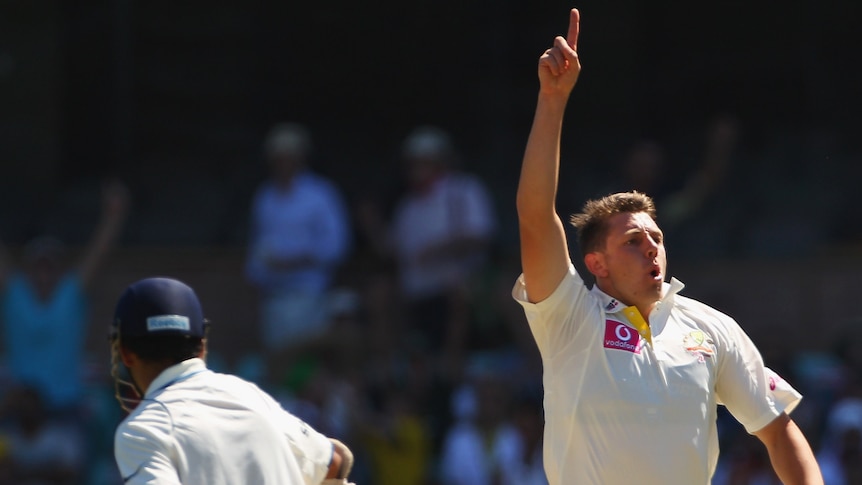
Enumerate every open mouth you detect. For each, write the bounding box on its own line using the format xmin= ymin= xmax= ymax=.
xmin=650 ymin=268 xmax=662 ymax=279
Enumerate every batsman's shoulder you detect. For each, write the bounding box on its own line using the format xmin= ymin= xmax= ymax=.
xmin=116 ymin=399 xmax=175 ymax=442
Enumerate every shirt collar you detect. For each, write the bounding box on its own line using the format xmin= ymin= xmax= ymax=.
xmin=591 ymin=277 xmax=686 ymax=314
xmin=145 ymin=358 xmax=208 ymax=398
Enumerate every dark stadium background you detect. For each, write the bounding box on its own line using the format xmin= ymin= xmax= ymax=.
xmin=3 ymin=0 xmax=859 ymax=246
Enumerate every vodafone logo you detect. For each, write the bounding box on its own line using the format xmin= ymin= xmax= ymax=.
xmin=603 ymin=320 xmax=643 ymax=354
xmin=615 ymin=324 xmax=633 ymax=341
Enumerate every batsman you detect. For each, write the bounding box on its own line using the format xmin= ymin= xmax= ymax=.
xmin=109 ymin=277 xmax=356 ymax=484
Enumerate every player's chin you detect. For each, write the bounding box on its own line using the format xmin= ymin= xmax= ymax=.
xmin=646 ymin=280 xmax=663 ymax=297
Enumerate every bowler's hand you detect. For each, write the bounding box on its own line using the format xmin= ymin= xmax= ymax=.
xmin=538 ymin=8 xmax=581 ymax=97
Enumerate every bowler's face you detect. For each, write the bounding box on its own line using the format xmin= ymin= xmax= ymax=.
xmin=592 ymin=211 xmax=666 ymax=311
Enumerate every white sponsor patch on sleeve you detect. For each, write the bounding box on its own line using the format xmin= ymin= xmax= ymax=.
xmin=146 ymin=315 xmax=191 ymax=332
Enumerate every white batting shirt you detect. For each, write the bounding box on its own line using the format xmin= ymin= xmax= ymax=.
xmin=513 ymin=265 xmax=801 ymax=485
xmin=114 ymin=358 xmax=334 ymax=485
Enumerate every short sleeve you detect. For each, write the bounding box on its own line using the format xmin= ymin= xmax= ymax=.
xmin=512 ymin=264 xmax=597 ymax=359
xmin=115 ymin=417 xmax=182 ymax=485
xmin=714 ymin=317 xmax=796 ymax=433
xmin=279 ymin=411 xmax=334 ymax=485
xmin=765 ymin=366 xmax=802 ymax=415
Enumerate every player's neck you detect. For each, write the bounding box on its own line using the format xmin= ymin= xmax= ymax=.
xmin=130 ymin=362 xmax=173 ymax=396
xmin=594 ymin=281 xmax=658 ymax=318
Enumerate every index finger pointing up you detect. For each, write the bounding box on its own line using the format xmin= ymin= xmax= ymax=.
xmin=567 ymin=8 xmax=580 ymax=50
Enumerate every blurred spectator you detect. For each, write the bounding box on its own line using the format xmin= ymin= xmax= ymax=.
xmin=817 ymin=397 xmax=862 ymax=485
xmin=660 ymin=114 xmax=741 ymax=230
xmin=274 ymin=355 xmax=350 ymax=439
xmin=594 ymin=114 xmax=744 ymax=259
xmin=596 ymin=138 xmax=673 ymax=202
xmin=0 ymin=179 xmax=128 ymax=416
xmin=0 ymin=386 xmax=86 ymax=485
xmin=508 ymin=390 xmax=548 ymax=485
xmin=359 ymin=125 xmax=497 ymax=370
xmin=350 ymin=381 xmax=432 ymax=485
xmin=789 ymin=349 xmax=850 ymax=441
xmin=244 ymin=122 xmax=352 ymax=361
xmin=438 ymin=373 xmax=522 ymax=485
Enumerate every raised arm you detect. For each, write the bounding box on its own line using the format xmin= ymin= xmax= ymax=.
xmin=78 ymin=179 xmax=129 ymax=288
xmin=516 ymin=8 xmax=581 ymax=303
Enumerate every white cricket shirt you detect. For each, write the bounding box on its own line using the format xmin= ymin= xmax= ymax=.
xmin=512 ymin=265 xmax=801 ymax=485
xmin=114 ymin=358 xmax=334 ymax=485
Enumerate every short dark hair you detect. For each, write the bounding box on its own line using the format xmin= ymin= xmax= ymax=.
xmin=120 ymin=334 xmax=204 ymax=364
xmin=569 ymin=191 xmax=657 ymax=255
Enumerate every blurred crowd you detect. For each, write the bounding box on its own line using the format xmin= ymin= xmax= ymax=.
xmin=0 ymin=115 xmax=860 ymax=484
